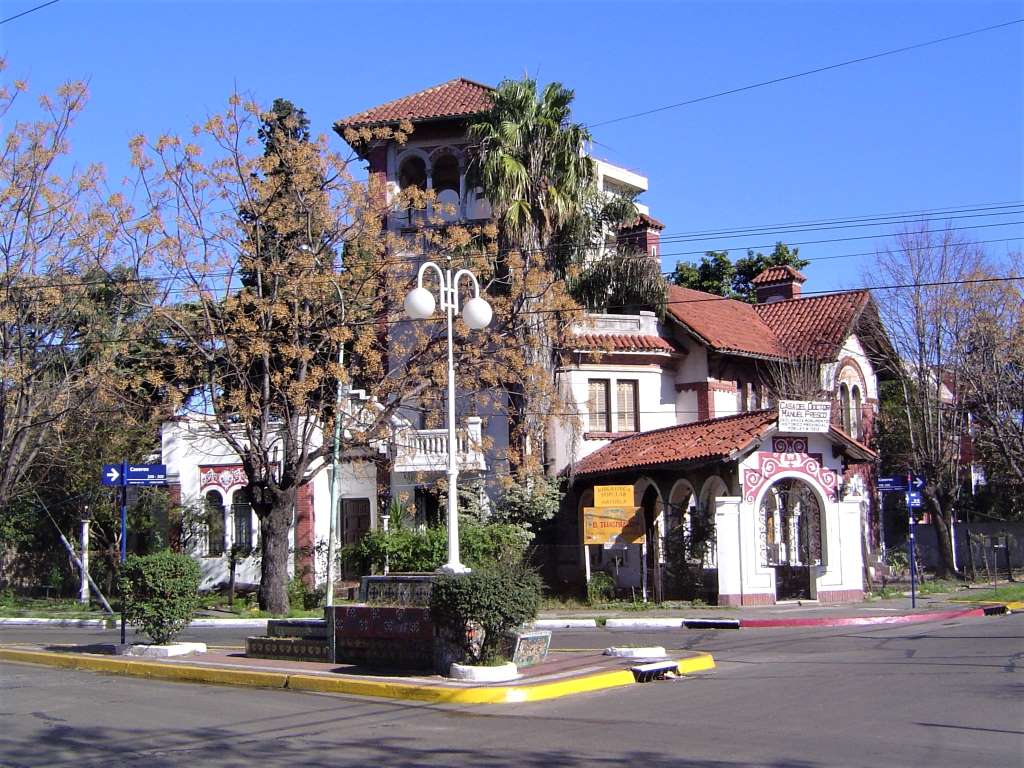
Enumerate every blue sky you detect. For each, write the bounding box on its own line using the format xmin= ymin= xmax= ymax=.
xmin=2 ymin=0 xmax=1021 ymax=291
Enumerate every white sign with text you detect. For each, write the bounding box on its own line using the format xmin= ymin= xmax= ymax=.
xmin=778 ymin=400 xmax=832 ymax=433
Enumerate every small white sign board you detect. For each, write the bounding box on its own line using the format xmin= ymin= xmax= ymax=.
xmin=778 ymin=400 xmax=832 ymax=433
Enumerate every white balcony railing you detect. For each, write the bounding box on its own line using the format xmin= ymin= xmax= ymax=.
xmin=393 ymin=416 xmax=487 ymax=473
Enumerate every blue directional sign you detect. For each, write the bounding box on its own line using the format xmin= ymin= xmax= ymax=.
xmin=124 ymin=464 xmax=167 ymax=486
xmin=878 ymin=474 xmax=925 ymax=493
xmin=907 ymin=491 xmax=923 ymax=508
xmin=101 ymin=464 xmax=122 ymax=487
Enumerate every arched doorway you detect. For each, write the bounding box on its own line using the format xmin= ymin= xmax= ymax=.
xmin=640 ymin=484 xmax=663 ymax=602
xmin=758 ymin=478 xmax=823 ymax=600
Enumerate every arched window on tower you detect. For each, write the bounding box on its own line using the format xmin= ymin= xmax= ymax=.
xmin=839 ymin=383 xmax=851 ymax=434
xmin=851 ymin=385 xmax=863 ymax=440
xmin=432 ymin=154 xmax=461 ymax=222
xmin=398 ymin=156 xmax=427 ymax=226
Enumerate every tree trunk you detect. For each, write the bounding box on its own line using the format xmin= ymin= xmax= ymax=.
xmin=257 ymin=495 xmax=295 ymax=615
xmin=924 ymin=489 xmax=957 ymax=579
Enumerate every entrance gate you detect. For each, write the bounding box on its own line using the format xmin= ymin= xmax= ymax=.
xmin=758 ymin=478 xmax=823 ymax=600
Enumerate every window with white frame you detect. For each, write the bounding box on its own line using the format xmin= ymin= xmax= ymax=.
xmin=588 ymin=379 xmax=610 ymax=432
xmin=204 ymin=490 xmax=225 ymax=556
xmin=231 ymin=489 xmax=253 ymax=553
xmin=617 ymin=380 xmax=640 ymax=432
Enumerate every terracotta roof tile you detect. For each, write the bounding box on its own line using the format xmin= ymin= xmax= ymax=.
xmin=666 ymin=285 xmax=787 ymax=358
xmin=752 ymin=265 xmax=807 ymax=285
xmin=754 ymin=291 xmax=870 ymax=358
xmin=573 ymin=333 xmax=678 ymax=353
xmin=571 ymin=410 xmax=777 ymax=477
xmin=336 ymin=78 xmax=494 ymax=129
xmin=622 ymin=213 xmax=665 ymax=230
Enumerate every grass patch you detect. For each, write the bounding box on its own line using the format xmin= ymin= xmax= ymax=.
xmin=0 ymin=594 xmax=109 ymax=619
xmin=961 ymin=583 xmax=1024 ymax=603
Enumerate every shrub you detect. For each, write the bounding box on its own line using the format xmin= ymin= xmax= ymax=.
xmin=430 ymin=564 xmax=542 ymax=664
xmin=119 ymin=551 xmax=201 ymax=644
xmin=287 ymin=575 xmax=325 ymax=610
xmin=341 ymin=519 xmax=529 ymax=575
xmin=586 ymin=571 xmax=615 ymax=605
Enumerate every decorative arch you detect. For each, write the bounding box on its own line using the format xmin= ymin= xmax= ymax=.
xmin=667 ymin=479 xmax=697 ymax=528
xmin=397 ymin=152 xmax=429 ymax=190
xmin=754 ymin=475 xmax=825 ymax=568
xmin=700 ymin=475 xmax=728 ymax=512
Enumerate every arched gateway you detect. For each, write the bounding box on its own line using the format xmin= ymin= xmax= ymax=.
xmin=758 ymin=478 xmax=823 ymax=600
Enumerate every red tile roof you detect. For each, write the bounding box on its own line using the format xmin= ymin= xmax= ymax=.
xmin=622 ymin=213 xmax=665 ymax=230
xmin=573 ymin=333 xmax=678 ymax=353
xmin=754 ymin=291 xmax=871 ymax=358
xmin=665 ymin=284 xmax=876 ymax=361
xmin=571 ymin=410 xmax=777 ymax=477
xmin=666 ymin=285 xmax=787 ymax=359
xmin=752 ymin=265 xmax=807 ymax=285
xmin=335 ymin=78 xmax=494 ymax=129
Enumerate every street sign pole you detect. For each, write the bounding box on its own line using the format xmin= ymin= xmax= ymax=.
xmin=120 ymin=460 xmax=128 ymax=563
xmin=907 ymin=472 xmax=916 ymax=609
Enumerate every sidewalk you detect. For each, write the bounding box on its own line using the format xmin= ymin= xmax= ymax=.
xmin=535 ymin=595 xmax=1012 ymax=629
xmin=0 ymin=643 xmax=715 ymax=705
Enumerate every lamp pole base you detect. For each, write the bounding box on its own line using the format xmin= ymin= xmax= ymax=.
xmin=437 ymin=562 xmax=471 ymax=575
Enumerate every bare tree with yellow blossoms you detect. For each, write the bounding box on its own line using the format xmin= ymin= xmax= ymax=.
xmin=0 ymin=62 xmax=151 ymax=514
xmin=122 ymin=94 xmax=474 ymax=613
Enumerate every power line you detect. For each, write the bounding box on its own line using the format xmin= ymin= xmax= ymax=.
xmin=0 ymin=0 xmax=60 ymax=25
xmin=3 ymin=212 xmax=1021 ymax=296
xmin=4 ymin=272 xmax=1020 ymax=352
xmin=588 ymin=18 xmax=1024 ymax=128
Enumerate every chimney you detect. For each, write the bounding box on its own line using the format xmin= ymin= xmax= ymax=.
xmin=752 ymin=265 xmax=807 ymax=304
xmin=617 ymin=213 xmax=664 ymax=261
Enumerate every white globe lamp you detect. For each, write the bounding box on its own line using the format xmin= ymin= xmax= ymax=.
xmin=461 ymin=297 xmax=493 ymax=330
xmin=404 ymin=287 xmax=436 ymax=320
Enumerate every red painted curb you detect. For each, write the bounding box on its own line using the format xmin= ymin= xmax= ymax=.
xmin=740 ymin=607 xmax=987 ymax=628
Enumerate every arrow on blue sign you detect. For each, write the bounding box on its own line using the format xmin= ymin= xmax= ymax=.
xmin=101 ymin=464 xmax=122 ymax=486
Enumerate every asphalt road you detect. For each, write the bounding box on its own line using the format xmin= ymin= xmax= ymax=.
xmin=2 ymin=614 xmax=1021 ymax=768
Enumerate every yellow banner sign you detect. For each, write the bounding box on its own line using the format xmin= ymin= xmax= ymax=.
xmin=583 ymin=507 xmax=645 ymax=546
xmin=593 ymin=485 xmax=634 ymax=508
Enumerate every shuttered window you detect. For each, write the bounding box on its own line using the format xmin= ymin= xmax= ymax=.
xmin=617 ymin=380 xmax=639 ymax=432
xmin=588 ymin=379 xmax=610 ymax=432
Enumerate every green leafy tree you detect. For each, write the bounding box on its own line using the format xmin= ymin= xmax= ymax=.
xmin=671 ymin=250 xmax=735 ymax=297
xmin=672 ymin=242 xmax=808 ymax=303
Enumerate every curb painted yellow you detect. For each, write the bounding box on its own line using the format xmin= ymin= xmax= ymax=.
xmin=0 ymin=647 xmax=714 ymax=705
xmin=0 ymin=648 xmax=289 ymax=689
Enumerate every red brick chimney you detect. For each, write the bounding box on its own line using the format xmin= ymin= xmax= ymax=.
xmin=752 ymin=265 xmax=807 ymax=304
xmin=617 ymin=213 xmax=664 ymax=260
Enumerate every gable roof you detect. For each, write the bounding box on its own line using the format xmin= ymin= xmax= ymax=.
xmin=335 ymin=78 xmax=494 ymax=130
xmin=665 ymin=284 xmax=883 ymax=362
xmin=753 ymin=291 xmax=871 ymax=358
xmin=571 ymin=410 xmax=777 ymax=477
xmin=752 ymin=265 xmax=806 ymax=285
xmin=666 ymin=285 xmax=787 ymax=359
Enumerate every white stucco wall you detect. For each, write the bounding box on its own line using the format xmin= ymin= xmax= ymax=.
xmin=161 ymin=419 xmax=377 ymax=590
xmin=552 ymin=362 xmax=677 ymax=475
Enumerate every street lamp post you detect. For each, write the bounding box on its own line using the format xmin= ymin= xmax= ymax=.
xmin=404 ymin=261 xmax=492 ymax=573
xmin=301 ymin=244 xmax=346 ymax=607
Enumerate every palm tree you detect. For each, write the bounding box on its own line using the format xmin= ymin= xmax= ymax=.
xmin=469 ymin=78 xmax=664 ymax=473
